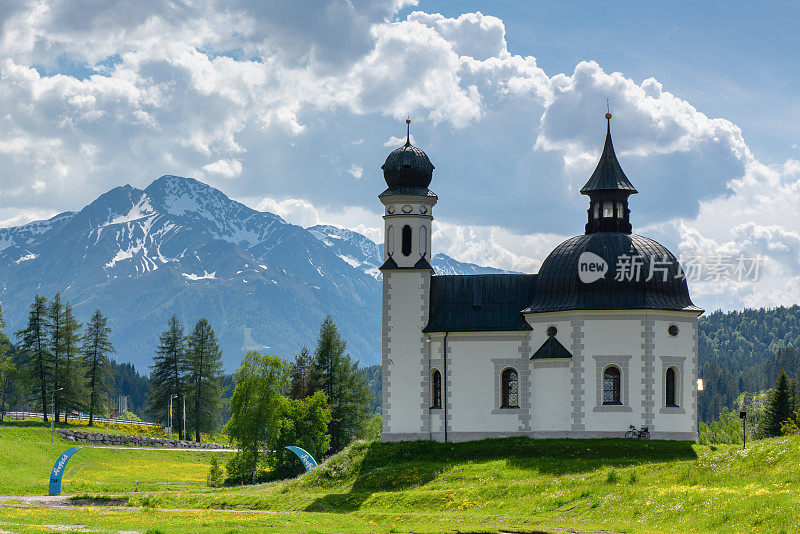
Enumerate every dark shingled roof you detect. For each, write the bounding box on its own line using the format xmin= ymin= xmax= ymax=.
xmin=531 ymin=336 xmax=573 ymax=359
xmin=379 ymin=255 xmax=434 ymax=271
xmin=580 ymin=120 xmax=638 ymax=195
xmin=424 ymin=274 xmax=537 ymax=333
xmin=524 ymin=232 xmax=702 ymax=313
xmin=378 ymin=186 xmax=437 ymax=198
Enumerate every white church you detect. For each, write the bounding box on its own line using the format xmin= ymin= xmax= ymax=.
xmin=379 ymin=115 xmax=702 ymax=442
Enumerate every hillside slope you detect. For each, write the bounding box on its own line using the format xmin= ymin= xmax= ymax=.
xmin=125 ymin=435 xmax=800 ymax=533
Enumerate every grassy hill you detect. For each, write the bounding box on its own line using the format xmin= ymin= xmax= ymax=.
xmin=0 ymin=423 xmax=232 ymax=495
xmin=2 ymin=431 xmax=799 ymax=533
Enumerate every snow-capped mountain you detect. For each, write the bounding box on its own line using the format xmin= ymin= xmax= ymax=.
xmin=307 ymin=224 xmax=513 ymax=278
xmin=0 ymin=176 xmax=512 ymax=370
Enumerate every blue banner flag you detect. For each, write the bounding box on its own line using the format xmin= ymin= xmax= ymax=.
xmin=49 ymin=446 xmax=82 ymax=496
xmin=285 ymin=446 xmax=318 ymax=471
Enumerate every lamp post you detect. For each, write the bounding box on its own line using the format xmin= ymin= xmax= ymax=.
xmin=739 ymin=411 xmax=747 ymax=449
xmin=51 ymin=387 xmax=64 ymax=444
xmin=182 ymin=394 xmax=186 ymax=442
xmin=169 ymin=394 xmax=178 ymax=438
xmin=696 ymin=378 xmax=704 ymax=443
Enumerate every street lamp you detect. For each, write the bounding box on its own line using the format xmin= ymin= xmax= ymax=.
xmin=182 ymin=394 xmax=186 ymax=442
xmin=169 ymin=394 xmax=178 ymax=438
xmin=696 ymin=378 xmax=704 ymax=443
xmin=51 ymin=387 xmax=64 ymax=443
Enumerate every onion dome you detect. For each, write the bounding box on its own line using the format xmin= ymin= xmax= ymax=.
xmin=524 ymin=232 xmax=701 ymax=313
xmin=381 ymin=118 xmax=435 ymax=190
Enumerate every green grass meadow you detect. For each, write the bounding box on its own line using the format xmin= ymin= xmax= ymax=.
xmin=1 ymin=422 xmax=800 ymax=533
xmin=0 ymin=423 xmax=233 ymax=494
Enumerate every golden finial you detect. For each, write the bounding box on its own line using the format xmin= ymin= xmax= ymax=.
xmin=605 ymin=112 xmax=612 ymax=120
xmin=405 ymin=116 xmax=411 ymax=146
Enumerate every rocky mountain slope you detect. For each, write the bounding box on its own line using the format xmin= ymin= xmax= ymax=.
xmin=0 ymin=176 xmax=511 ymax=370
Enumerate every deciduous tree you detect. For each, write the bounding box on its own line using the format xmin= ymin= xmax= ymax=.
xmin=226 ymin=351 xmax=288 ymax=483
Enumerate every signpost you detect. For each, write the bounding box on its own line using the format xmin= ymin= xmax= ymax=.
xmin=49 ymin=446 xmax=82 ymax=496
xmin=739 ymin=410 xmax=747 ymax=449
xmin=285 ymin=446 xmax=318 ymax=471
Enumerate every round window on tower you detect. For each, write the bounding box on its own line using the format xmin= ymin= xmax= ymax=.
xmin=668 ymin=324 xmax=679 ymax=337
xmin=546 ymin=326 xmax=557 ymax=337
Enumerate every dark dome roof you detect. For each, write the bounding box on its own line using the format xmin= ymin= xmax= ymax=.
xmin=525 ymin=232 xmax=701 ymax=313
xmin=381 ymin=142 xmax=434 ymax=189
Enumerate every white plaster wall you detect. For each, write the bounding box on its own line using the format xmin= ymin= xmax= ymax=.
xmin=652 ymin=314 xmax=698 ymax=434
xmin=383 ymin=271 xmax=427 ymax=435
xmin=581 ymin=318 xmax=644 ymax=432
xmin=446 ymin=334 xmax=526 ymax=433
xmin=531 ymin=365 xmax=571 ymax=430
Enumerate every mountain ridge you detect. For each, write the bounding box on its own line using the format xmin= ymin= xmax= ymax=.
xmin=0 ymin=175 xmax=514 ymax=371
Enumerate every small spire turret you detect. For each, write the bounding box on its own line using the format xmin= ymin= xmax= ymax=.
xmin=581 ymin=113 xmax=637 ymax=234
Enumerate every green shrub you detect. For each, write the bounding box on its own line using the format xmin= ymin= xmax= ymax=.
xmin=605 ymin=468 xmax=618 ymax=484
xmin=208 ymin=454 xmax=224 ymax=487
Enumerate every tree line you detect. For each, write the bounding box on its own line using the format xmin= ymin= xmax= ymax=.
xmin=0 ymin=295 xmax=114 ymax=425
xmin=698 ymin=306 xmax=800 ymax=422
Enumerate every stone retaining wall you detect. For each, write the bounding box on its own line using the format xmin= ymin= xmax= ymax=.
xmin=53 ymin=428 xmax=232 ymax=449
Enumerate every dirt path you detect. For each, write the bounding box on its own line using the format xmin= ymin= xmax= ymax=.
xmin=0 ymin=495 xmax=283 ymax=514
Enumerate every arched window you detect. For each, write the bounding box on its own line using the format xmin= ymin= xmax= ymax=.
xmin=666 ymin=367 xmax=677 ymax=407
xmin=603 ymin=202 xmax=613 ymax=217
xmin=603 ymin=366 xmax=621 ymax=405
xmin=501 ymin=368 xmax=519 ymax=408
xmin=593 ymin=202 xmax=600 ymax=219
xmin=431 ymin=369 xmax=441 ymax=409
xmin=386 ymin=225 xmax=394 ymax=256
xmin=401 ymin=225 xmax=412 ymax=256
xmin=419 ymin=225 xmax=427 ymax=256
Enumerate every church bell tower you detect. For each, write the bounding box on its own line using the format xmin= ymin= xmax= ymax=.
xmin=379 ymin=119 xmax=437 ymax=441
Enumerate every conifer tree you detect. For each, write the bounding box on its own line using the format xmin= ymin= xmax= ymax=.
xmin=184 ymin=318 xmax=223 ymax=442
xmin=759 ymin=369 xmax=793 ymax=437
xmin=61 ymin=304 xmax=84 ymax=423
xmin=82 ymin=310 xmax=114 ymax=426
xmin=289 ymin=346 xmax=312 ymax=400
xmin=308 ymin=315 xmax=372 ymax=452
xmin=15 ymin=296 xmax=51 ymax=421
xmin=147 ymin=315 xmax=187 ymax=439
xmin=0 ymin=355 xmax=15 ymax=422
xmin=0 ymin=304 xmax=16 ymax=421
xmin=48 ymin=293 xmax=65 ymax=422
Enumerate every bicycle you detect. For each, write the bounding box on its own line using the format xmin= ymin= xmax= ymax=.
xmin=624 ymin=425 xmax=650 ymax=439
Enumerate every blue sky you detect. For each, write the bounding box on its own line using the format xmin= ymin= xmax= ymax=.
xmin=421 ymin=1 xmax=800 ymax=162
xmin=0 ymin=0 xmax=798 ymax=311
